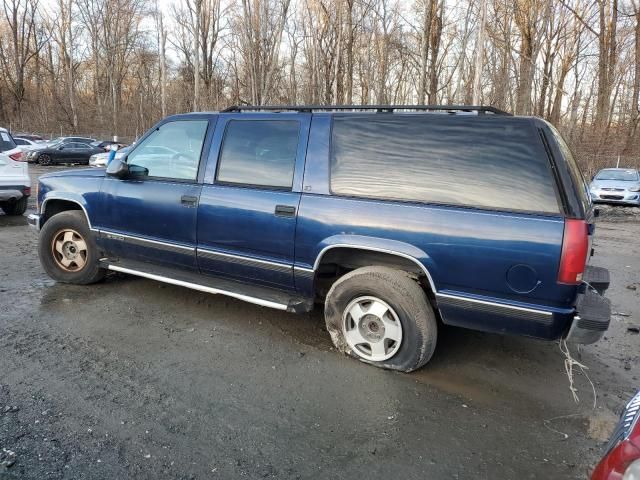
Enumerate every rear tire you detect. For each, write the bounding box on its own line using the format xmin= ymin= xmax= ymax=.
xmin=324 ymin=266 xmax=438 ymax=372
xmin=38 ymin=210 xmax=106 ymax=284
xmin=1 ymin=197 xmax=28 ymax=216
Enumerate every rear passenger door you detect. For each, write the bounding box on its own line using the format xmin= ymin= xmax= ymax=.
xmin=197 ymin=113 xmax=311 ymax=289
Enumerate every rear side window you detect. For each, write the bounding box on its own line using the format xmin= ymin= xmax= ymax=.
xmin=0 ymin=131 xmax=17 ymax=152
xmin=545 ymin=124 xmax=591 ymax=214
xmin=216 ymin=120 xmax=299 ymax=189
xmin=330 ymin=116 xmax=561 ymax=214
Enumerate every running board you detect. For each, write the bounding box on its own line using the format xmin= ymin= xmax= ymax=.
xmin=100 ymin=259 xmax=313 ymax=313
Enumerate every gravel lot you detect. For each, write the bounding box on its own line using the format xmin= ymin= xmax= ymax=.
xmin=0 ymin=164 xmax=638 ymax=479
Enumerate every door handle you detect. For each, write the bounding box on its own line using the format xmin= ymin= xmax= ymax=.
xmin=275 ymin=205 xmax=296 ymax=217
xmin=181 ymin=195 xmax=198 ymax=206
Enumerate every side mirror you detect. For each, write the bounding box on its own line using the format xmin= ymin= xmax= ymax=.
xmin=128 ymin=164 xmax=149 ymax=177
xmin=58 ymin=146 xmax=65 ymax=150
xmin=106 ymin=159 xmax=129 ymax=178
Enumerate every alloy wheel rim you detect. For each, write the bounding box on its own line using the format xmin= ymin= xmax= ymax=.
xmin=40 ymin=155 xmax=50 ymax=165
xmin=51 ymin=228 xmax=88 ymax=272
xmin=342 ymin=296 xmax=403 ymax=362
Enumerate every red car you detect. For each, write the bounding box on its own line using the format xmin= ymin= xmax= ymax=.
xmin=592 ymin=391 xmax=640 ymax=479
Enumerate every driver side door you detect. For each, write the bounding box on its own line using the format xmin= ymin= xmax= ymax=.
xmin=94 ymin=116 xmax=215 ymax=270
xmin=55 ymin=143 xmax=79 ymax=162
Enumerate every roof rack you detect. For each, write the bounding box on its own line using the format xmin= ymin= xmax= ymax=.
xmin=220 ymin=104 xmax=511 ymax=115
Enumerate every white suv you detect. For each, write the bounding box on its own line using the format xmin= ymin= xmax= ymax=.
xmin=0 ymin=127 xmax=25 ymax=162
xmin=0 ymin=152 xmax=30 ymax=215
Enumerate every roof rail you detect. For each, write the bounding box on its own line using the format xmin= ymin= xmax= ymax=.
xmin=220 ymin=104 xmax=512 ymax=115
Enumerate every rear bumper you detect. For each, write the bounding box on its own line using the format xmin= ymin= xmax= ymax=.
xmin=0 ymin=189 xmax=25 ymax=201
xmin=0 ymin=185 xmax=29 ymax=202
xmin=565 ymin=287 xmax=611 ymax=344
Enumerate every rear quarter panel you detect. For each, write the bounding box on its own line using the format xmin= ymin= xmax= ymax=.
xmin=296 ymin=114 xmax=577 ymax=340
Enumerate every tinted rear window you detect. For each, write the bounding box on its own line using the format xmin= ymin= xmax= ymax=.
xmin=330 ymin=116 xmax=561 ymax=214
xmin=0 ymin=130 xmax=17 ymax=151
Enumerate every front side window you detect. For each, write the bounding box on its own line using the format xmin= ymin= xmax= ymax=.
xmin=330 ymin=116 xmax=561 ymax=214
xmin=216 ymin=120 xmax=300 ymax=189
xmin=126 ymin=120 xmax=208 ymax=181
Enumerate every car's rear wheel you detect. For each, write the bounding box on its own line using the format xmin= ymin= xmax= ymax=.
xmin=324 ymin=266 xmax=438 ymax=372
xmin=38 ymin=210 xmax=106 ymax=284
xmin=38 ymin=154 xmax=52 ymax=166
xmin=1 ymin=197 xmax=28 ymax=216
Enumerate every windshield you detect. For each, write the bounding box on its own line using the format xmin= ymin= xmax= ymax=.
xmin=595 ymin=169 xmax=639 ymax=181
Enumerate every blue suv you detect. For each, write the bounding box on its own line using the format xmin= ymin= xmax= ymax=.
xmin=29 ymin=105 xmax=611 ymax=372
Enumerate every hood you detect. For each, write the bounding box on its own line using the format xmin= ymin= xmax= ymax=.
xmin=590 ymin=179 xmax=640 ymax=190
xmin=40 ymin=167 xmax=106 ymax=180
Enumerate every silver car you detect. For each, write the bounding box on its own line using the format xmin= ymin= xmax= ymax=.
xmin=89 ymin=146 xmax=130 ymax=167
xmin=589 ymin=168 xmax=640 ymax=206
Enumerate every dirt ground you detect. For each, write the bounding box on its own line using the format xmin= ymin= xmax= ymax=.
xmin=0 ymin=164 xmax=638 ymax=479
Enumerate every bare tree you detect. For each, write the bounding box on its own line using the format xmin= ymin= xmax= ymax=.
xmin=0 ymin=0 xmax=42 ymax=124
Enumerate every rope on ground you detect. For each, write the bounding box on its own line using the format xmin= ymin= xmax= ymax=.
xmin=559 ymin=339 xmax=597 ymax=409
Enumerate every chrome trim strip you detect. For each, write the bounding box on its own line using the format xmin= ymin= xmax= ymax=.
xmin=436 ymin=293 xmax=553 ymax=316
xmin=196 ymin=247 xmax=291 ymax=273
xmin=106 ymin=264 xmax=288 ymax=310
xmin=293 ymin=266 xmax=315 ymax=273
xmin=312 ymin=244 xmax=437 ymax=292
xmin=99 ymin=229 xmax=194 ymax=253
xmin=40 ymin=197 xmax=99 ymax=232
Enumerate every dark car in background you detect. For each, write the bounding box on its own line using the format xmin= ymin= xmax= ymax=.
xmin=27 ymin=142 xmax=104 ymax=165
xmin=45 ymin=136 xmax=96 ymax=146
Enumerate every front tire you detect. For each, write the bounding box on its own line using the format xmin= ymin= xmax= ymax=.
xmin=1 ymin=197 xmax=28 ymax=216
xmin=38 ymin=210 xmax=106 ymax=284
xmin=38 ymin=154 xmax=52 ymax=166
xmin=324 ymin=266 xmax=438 ymax=372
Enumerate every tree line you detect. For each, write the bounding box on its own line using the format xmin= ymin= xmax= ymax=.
xmin=0 ymin=0 xmax=639 ymax=174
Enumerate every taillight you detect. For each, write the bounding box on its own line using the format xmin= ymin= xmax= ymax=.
xmin=23 ymin=187 xmax=31 ymax=196
xmin=558 ymin=219 xmax=589 ymax=284
xmin=9 ymin=151 xmax=24 ymax=162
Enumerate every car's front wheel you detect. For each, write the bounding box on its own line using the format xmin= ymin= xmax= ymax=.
xmin=324 ymin=266 xmax=438 ymax=372
xmin=38 ymin=210 xmax=106 ymax=284
xmin=38 ymin=154 xmax=52 ymax=166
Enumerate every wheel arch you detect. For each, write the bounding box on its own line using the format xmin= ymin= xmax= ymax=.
xmin=41 ymin=197 xmax=93 ymax=229
xmin=312 ymin=240 xmax=438 ymax=294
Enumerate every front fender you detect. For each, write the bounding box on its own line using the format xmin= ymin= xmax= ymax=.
xmin=39 ymin=175 xmax=104 ymax=229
